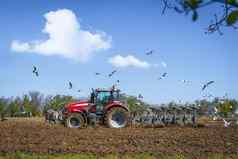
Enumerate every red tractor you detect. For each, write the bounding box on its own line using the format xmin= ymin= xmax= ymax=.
xmin=62 ymin=87 xmax=129 ymax=128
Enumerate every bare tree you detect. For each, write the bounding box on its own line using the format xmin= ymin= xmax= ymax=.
xmin=29 ymin=91 xmax=44 ymax=115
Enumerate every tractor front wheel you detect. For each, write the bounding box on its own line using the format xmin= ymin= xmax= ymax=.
xmin=66 ymin=113 xmax=85 ymax=128
xmin=105 ymin=107 xmax=129 ymax=128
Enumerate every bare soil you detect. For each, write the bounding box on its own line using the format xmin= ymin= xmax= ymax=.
xmin=0 ymin=118 xmax=237 ymax=159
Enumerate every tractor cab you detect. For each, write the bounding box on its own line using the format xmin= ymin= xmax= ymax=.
xmin=90 ymin=88 xmax=121 ymax=114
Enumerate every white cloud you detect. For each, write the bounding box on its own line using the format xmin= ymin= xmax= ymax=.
xmin=161 ymin=61 xmax=167 ymax=68
xmin=108 ymin=55 xmax=150 ymax=68
xmin=11 ymin=9 xmax=111 ymax=62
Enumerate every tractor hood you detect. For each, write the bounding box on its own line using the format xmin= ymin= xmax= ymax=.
xmin=67 ymin=100 xmax=89 ymax=106
xmin=65 ymin=100 xmax=90 ymax=113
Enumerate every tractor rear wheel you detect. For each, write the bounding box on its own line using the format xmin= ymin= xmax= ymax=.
xmin=66 ymin=113 xmax=85 ymax=128
xmin=105 ymin=107 xmax=129 ymax=128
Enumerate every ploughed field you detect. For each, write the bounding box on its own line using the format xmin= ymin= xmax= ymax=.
xmin=0 ymin=118 xmax=237 ymax=159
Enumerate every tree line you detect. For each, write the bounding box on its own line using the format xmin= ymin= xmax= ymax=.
xmin=0 ymin=91 xmax=237 ymax=119
xmin=0 ymin=91 xmax=75 ymax=119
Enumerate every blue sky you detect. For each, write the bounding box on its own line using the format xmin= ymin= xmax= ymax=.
xmin=0 ymin=0 xmax=237 ymax=104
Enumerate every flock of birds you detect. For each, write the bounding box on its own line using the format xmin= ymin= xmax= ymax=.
xmin=31 ymin=50 xmax=215 ymax=96
xmin=32 ymin=49 xmax=218 ymax=104
xmin=32 ymin=66 xmax=119 ymax=92
xmin=213 ymin=106 xmax=233 ymax=128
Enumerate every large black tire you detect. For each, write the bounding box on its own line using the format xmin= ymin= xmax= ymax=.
xmin=105 ymin=107 xmax=129 ymax=128
xmin=65 ymin=113 xmax=85 ymax=128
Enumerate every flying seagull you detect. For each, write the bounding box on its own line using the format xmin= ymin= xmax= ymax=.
xmin=202 ymin=81 xmax=215 ymax=91
xmin=158 ymin=72 xmax=167 ymax=80
xmin=223 ymin=119 xmax=231 ymax=128
xmin=69 ymin=82 xmax=73 ymax=89
xmin=116 ymin=80 xmax=120 ymax=83
xmin=162 ymin=72 xmax=167 ymax=77
xmin=214 ymin=107 xmax=218 ymax=114
xmin=95 ymin=72 xmax=101 ymax=75
xmin=146 ymin=50 xmax=154 ymax=55
xmin=32 ymin=66 xmax=39 ymax=77
xmin=108 ymin=70 xmax=117 ymax=77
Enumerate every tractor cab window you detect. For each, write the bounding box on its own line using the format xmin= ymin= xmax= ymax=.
xmin=96 ymin=92 xmax=111 ymax=104
xmin=95 ymin=91 xmax=111 ymax=113
xmin=112 ymin=91 xmax=120 ymax=100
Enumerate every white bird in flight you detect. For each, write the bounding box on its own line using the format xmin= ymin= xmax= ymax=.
xmin=223 ymin=119 xmax=231 ymax=128
xmin=214 ymin=107 xmax=218 ymax=114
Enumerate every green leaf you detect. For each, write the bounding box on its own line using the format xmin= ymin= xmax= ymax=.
xmin=192 ymin=10 xmax=198 ymax=21
xmin=228 ymin=0 xmax=237 ymax=5
xmin=226 ymin=10 xmax=238 ymax=25
xmin=185 ymin=0 xmax=202 ymax=9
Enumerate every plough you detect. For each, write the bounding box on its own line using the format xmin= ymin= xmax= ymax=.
xmin=130 ymin=106 xmax=198 ymax=127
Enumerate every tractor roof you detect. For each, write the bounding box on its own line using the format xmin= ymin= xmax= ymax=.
xmin=95 ymin=88 xmax=120 ymax=92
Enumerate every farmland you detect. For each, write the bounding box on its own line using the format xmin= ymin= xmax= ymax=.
xmin=0 ymin=118 xmax=237 ymax=159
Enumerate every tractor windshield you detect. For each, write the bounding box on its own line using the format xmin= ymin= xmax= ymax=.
xmin=96 ymin=90 xmax=120 ymax=103
xmin=97 ymin=92 xmax=111 ymax=104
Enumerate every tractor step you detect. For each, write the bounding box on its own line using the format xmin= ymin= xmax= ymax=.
xmin=88 ymin=113 xmax=103 ymax=126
